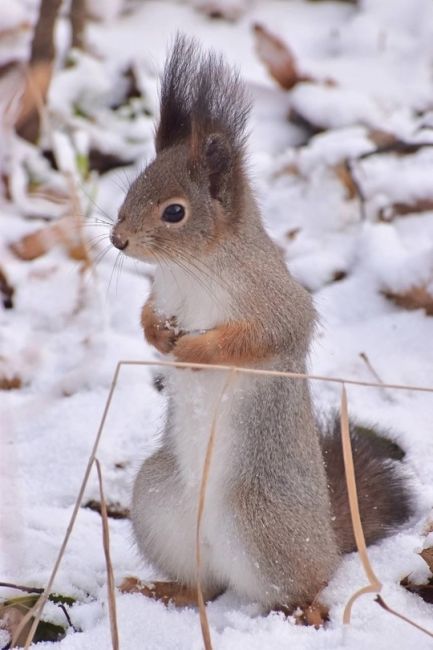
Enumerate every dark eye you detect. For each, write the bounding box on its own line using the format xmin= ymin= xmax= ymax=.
xmin=161 ymin=203 xmax=185 ymax=223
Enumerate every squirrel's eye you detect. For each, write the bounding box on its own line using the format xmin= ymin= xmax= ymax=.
xmin=161 ymin=204 xmax=185 ymax=223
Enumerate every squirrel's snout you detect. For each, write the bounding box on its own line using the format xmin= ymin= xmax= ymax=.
xmin=110 ymin=230 xmax=129 ymax=251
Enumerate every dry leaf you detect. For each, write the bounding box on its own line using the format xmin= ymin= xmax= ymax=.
xmin=253 ymin=23 xmax=311 ymax=90
xmin=0 ymin=375 xmax=22 ymax=390
xmin=275 ymin=601 xmax=329 ymax=628
xmin=401 ymin=576 xmax=433 ymax=605
xmin=420 ymin=547 xmax=433 ymax=573
xmin=193 ymin=0 xmax=248 ymax=21
xmin=0 ymin=605 xmax=29 ymax=646
xmin=379 ymin=199 xmax=433 ymax=221
xmin=294 ymin=602 xmax=329 ymax=628
xmin=0 ymin=266 xmax=14 ymax=309
xmin=367 ymin=129 xmax=399 ymax=149
xmin=84 ymin=499 xmax=130 ymax=520
xmin=286 ymin=227 xmax=301 ymax=241
xmin=383 ymin=286 xmax=433 ymax=316
xmin=333 ymin=162 xmax=358 ymax=200
xmin=0 ymin=596 xmax=67 ymax=646
xmin=119 ymin=577 xmax=199 ymax=607
xmin=9 ymin=218 xmax=87 ymax=262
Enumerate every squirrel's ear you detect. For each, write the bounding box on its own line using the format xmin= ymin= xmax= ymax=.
xmin=204 ymin=133 xmax=232 ymax=200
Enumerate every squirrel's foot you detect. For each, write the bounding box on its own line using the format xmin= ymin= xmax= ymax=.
xmin=274 ymin=601 xmax=329 ymax=628
xmin=119 ymin=577 xmax=222 ymax=607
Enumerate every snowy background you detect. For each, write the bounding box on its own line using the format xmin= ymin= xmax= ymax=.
xmin=1 ymin=0 xmax=433 ymax=647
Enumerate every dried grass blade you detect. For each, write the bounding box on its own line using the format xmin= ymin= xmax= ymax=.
xmin=95 ymin=458 xmax=119 ymax=650
xmin=375 ymin=595 xmax=433 ymax=639
xmin=340 ymin=384 xmax=381 ymax=625
xmin=18 ymin=362 xmax=124 ymax=649
xmin=195 ymin=368 xmax=237 ymax=650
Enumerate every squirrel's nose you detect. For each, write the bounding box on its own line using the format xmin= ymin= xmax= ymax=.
xmin=110 ymin=231 xmax=129 ymax=251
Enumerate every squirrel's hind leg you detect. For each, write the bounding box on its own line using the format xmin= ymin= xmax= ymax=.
xmin=131 ymin=448 xmax=225 ymax=602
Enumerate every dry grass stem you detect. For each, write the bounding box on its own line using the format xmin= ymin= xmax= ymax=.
xmin=94 ymin=359 xmax=433 ymax=394
xmin=375 ymin=595 xmax=433 ymax=638
xmin=195 ymin=368 xmax=237 ymax=650
xmin=14 ymin=363 xmax=124 ymax=648
xmin=95 ymin=458 xmax=119 ymax=650
xmin=340 ymin=384 xmax=382 ymax=625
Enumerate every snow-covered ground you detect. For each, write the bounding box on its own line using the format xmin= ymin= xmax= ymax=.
xmin=1 ymin=0 xmax=433 ymax=648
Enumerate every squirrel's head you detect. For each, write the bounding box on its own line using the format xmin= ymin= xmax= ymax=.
xmin=110 ymin=35 xmax=250 ymax=264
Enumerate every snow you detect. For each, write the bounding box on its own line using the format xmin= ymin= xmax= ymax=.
xmin=1 ymin=0 xmax=433 ymax=648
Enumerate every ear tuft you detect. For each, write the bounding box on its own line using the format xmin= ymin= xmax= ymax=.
xmin=204 ymin=133 xmax=231 ymax=199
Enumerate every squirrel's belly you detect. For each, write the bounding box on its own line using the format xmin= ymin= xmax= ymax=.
xmin=168 ymin=368 xmax=240 ymax=485
xmin=165 ymin=368 xmax=262 ymax=593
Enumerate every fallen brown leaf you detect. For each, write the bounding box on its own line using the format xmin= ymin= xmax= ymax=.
xmin=253 ymin=23 xmax=311 ymax=90
xmin=379 ymin=199 xmax=433 ymax=221
xmin=286 ymin=227 xmax=301 ymax=241
xmin=383 ymin=286 xmax=433 ymax=316
xmin=119 ymin=577 xmax=199 ymax=607
xmin=295 ymin=602 xmax=329 ymax=628
xmin=0 ymin=604 xmax=30 ymax=647
xmin=275 ymin=601 xmax=329 ymax=628
xmin=84 ymin=499 xmax=130 ymax=520
xmin=0 ymin=266 xmax=14 ymax=308
xmin=420 ymin=547 xmax=433 ymax=573
xmin=333 ymin=162 xmax=358 ymax=200
xmin=9 ymin=218 xmax=87 ymax=262
xmin=0 ymin=375 xmax=22 ymax=390
xmin=367 ymin=129 xmax=399 ymax=149
xmin=401 ymin=576 xmax=433 ymax=605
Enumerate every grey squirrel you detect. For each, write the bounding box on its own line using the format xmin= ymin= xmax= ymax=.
xmin=111 ymin=36 xmax=411 ymax=612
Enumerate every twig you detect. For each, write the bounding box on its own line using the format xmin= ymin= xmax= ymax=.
xmin=95 ymin=459 xmax=119 ymax=650
xmin=359 ymin=352 xmax=395 ymax=403
xmin=195 ymin=369 xmax=237 ymax=650
xmin=340 ymin=384 xmax=382 ymax=624
xmin=375 ymin=595 xmax=433 ymax=638
xmin=0 ymin=583 xmax=43 ymax=595
xmin=56 ymin=602 xmax=77 ymax=632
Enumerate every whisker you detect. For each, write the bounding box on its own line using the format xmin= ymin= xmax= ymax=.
xmin=77 ymin=182 xmax=116 ymax=225
xmin=115 ymin=251 xmax=126 ymax=296
xmin=107 ymin=251 xmax=122 ymax=296
xmin=86 ymin=234 xmax=111 ymax=253
xmin=93 ymin=244 xmax=113 ymax=269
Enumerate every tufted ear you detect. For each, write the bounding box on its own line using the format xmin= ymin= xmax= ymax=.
xmin=204 ymin=133 xmax=232 ymax=200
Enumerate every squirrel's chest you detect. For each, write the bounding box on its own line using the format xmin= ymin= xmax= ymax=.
xmin=153 ymin=265 xmax=230 ymax=331
xmin=166 ymin=369 xmax=244 ymax=487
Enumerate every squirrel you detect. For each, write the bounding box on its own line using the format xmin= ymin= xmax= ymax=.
xmin=110 ymin=36 xmax=412 ymax=612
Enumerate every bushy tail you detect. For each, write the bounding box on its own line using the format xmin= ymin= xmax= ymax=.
xmin=321 ymin=420 xmax=412 ymax=554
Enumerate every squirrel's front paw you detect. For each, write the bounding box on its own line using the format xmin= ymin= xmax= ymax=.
xmin=173 ymin=331 xmax=218 ymax=365
xmin=150 ymin=325 xmax=179 ymax=354
xmin=141 ymin=303 xmax=179 ymax=354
